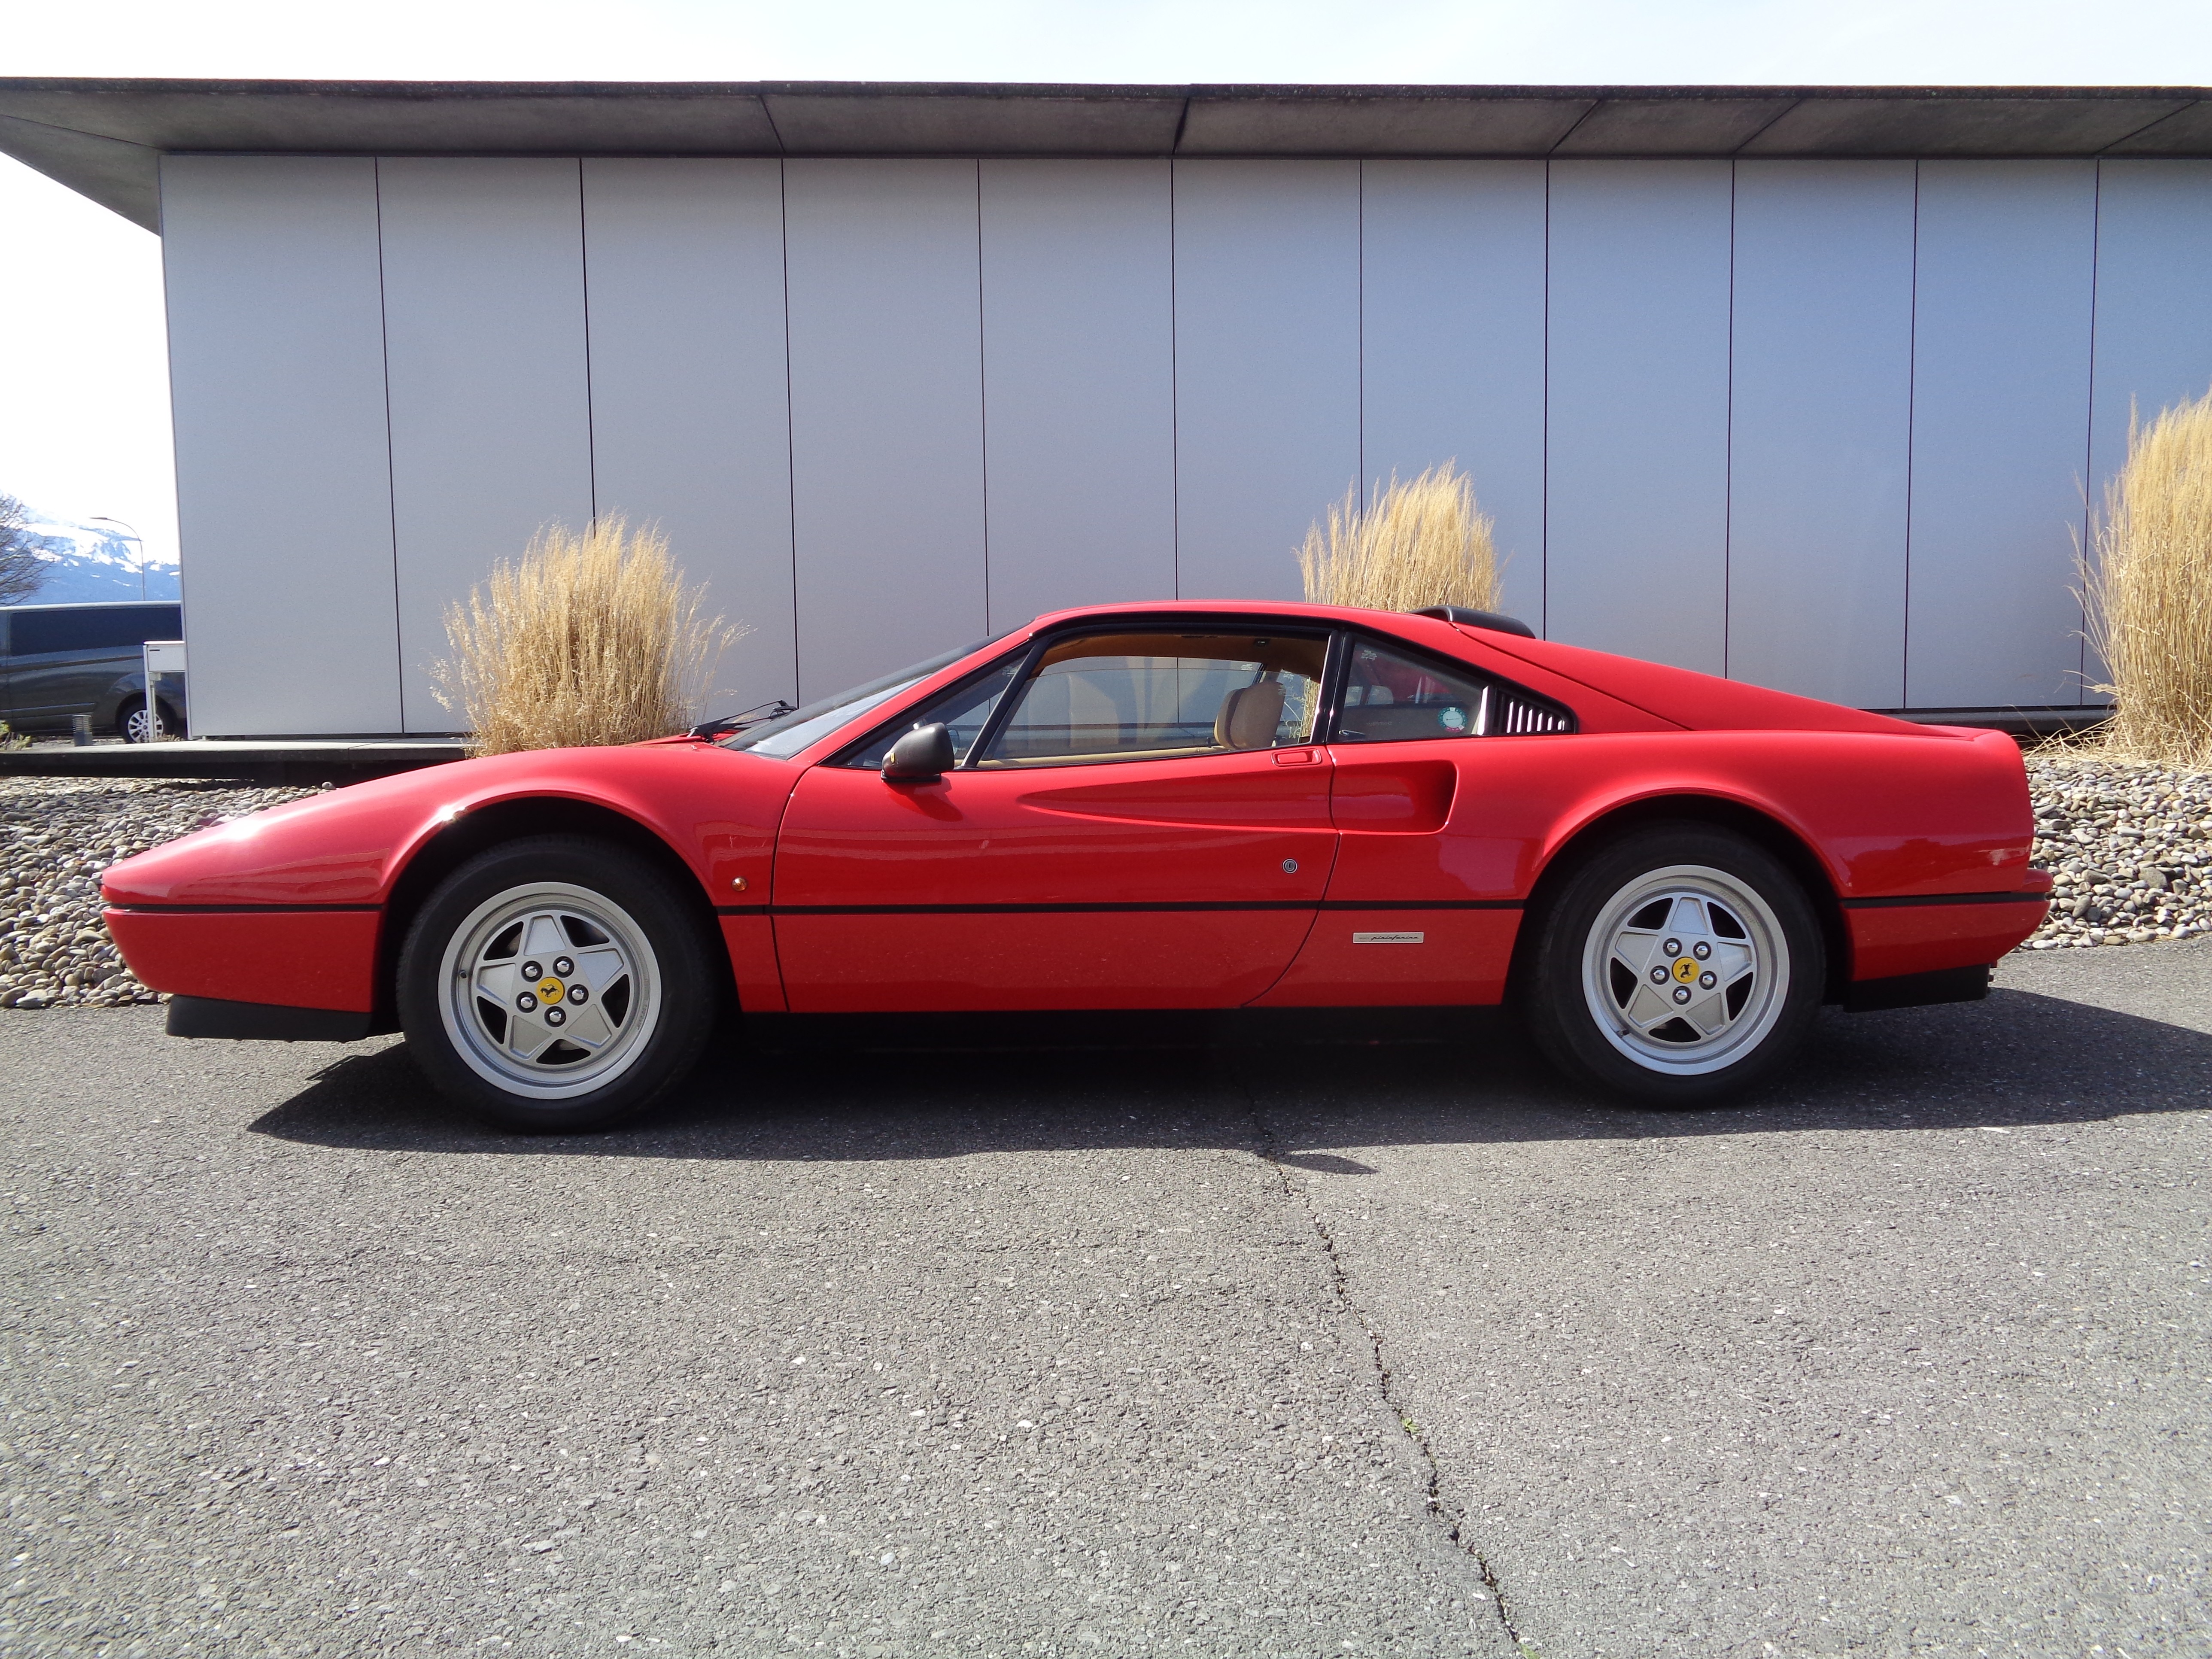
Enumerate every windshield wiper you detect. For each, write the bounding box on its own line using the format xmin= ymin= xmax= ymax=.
xmin=690 ymin=699 xmax=796 ymax=741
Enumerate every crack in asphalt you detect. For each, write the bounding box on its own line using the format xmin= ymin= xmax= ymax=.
xmin=1229 ymin=1059 xmax=1538 ymax=1659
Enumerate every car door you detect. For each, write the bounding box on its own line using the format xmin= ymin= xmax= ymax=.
xmin=4 ymin=608 xmax=97 ymax=730
xmin=772 ymin=626 xmax=1340 ymax=1012
xmin=1255 ymin=632 xmax=1577 ymax=1008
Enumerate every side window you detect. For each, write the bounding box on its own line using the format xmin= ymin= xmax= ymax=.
xmin=838 ymin=656 xmax=1024 ymax=769
xmin=132 ymin=606 xmax=184 ymax=644
xmin=1333 ymin=638 xmax=1573 ymax=744
xmin=975 ymin=631 xmax=1327 ymax=769
xmin=4 ymin=608 xmax=174 ymax=655
xmin=9 ymin=611 xmax=93 ymax=655
xmin=82 ymin=608 xmax=165 ymax=650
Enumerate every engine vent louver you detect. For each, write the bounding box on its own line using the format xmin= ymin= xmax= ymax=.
xmin=1487 ymin=687 xmax=1576 ymax=736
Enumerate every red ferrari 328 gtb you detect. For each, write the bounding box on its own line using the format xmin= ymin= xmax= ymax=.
xmin=101 ymin=602 xmax=2051 ymax=1131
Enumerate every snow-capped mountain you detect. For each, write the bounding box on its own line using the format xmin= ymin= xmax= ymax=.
xmin=7 ymin=507 xmax=180 ymax=605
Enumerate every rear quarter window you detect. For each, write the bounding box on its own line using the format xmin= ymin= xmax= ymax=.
xmin=1333 ymin=634 xmax=1575 ymax=742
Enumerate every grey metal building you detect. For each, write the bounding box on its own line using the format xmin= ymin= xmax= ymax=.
xmin=5 ymin=79 xmax=2212 ymax=736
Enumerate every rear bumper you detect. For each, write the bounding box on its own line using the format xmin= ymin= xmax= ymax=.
xmin=1842 ymin=892 xmax=2048 ymax=984
xmin=1840 ymin=963 xmax=1991 ymax=1013
xmin=167 ymin=996 xmax=376 ymax=1042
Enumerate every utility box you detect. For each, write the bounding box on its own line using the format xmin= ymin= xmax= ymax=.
xmin=142 ymin=639 xmax=187 ymax=740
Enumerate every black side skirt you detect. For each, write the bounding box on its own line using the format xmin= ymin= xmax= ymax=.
xmin=167 ymin=996 xmax=377 ymax=1043
xmin=1840 ymin=964 xmax=1993 ymax=1014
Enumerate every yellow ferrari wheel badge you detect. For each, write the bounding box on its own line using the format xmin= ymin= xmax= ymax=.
xmin=538 ymin=976 xmax=564 ymax=1001
xmin=1671 ymin=958 xmax=1698 ymax=984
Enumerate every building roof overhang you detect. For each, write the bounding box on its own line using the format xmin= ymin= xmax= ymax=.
xmin=4 ymin=77 xmax=2209 ymax=233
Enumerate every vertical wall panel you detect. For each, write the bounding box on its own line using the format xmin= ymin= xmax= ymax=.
xmin=1907 ymin=161 xmax=2097 ymax=708
xmin=2088 ymin=162 xmax=2212 ymax=522
xmin=160 ymin=156 xmax=400 ymax=735
xmin=978 ymin=160 xmax=1176 ymax=630
xmin=161 ymin=153 xmax=2205 ymax=735
xmin=1545 ymin=161 xmax=1734 ymax=672
xmin=378 ymin=158 xmax=594 ymax=732
xmin=1727 ymin=161 xmax=1917 ymax=707
xmin=2085 ymin=161 xmax=2212 ymax=699
xmin=784 ymin=160 xmax=987 ymax=699
xmin=1360 ymin=161 xmax=1548 ymax=626
xmin=1173 ymin=161 xmax=1361 ymax=602
xmin=583 ymin=159 xmax=795 ymax=719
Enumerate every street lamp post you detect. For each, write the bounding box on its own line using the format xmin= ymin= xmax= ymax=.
xmin=88 ymin=516 xmax=147 ymax=600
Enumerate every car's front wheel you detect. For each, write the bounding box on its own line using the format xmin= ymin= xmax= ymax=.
xmin=397 ymin=836 xmax=717 ymax=1132
xmin=1520 ymin=824 xmax=1823 ymax=1106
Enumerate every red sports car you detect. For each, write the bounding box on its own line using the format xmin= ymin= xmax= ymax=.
xmin=100 ymin=602 xmax=2050 ymax=1131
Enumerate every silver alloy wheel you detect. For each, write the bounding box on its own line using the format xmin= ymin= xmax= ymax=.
xmin=124 ymin=702 xmax=158 ymax=743
xmin=1580 ymin=862 xmax=1791 ymax=1077
xmin=436 ymin=881 xmax=662 ymax=1100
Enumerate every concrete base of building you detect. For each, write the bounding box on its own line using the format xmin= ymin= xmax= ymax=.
xmin=1875 ymin=706 xmax=2112 ymax=740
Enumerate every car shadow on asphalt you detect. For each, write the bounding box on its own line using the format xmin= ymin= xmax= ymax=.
xmin=246 ymin=984 xmax=2212 ymax=1163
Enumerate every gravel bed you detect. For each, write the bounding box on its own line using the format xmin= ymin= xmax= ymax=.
xmin=0 ymin=778 xmax=322 ymax=1010
xmin=2021 ymin=750 xmax=2212 ymax=950
xmin=0 ymin=755 xmax=2200 ymax=1010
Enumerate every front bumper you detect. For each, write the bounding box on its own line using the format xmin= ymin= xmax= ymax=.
xmin=166 ymin=996 xmax=376 ymax=1042
xmin=103 ymin=905 xmax=381 ymax=1014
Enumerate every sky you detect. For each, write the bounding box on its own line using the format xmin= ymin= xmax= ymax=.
xmin=6 ymin=0 xmax=2212 ymax=571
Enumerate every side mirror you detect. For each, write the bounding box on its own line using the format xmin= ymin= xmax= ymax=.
xmin=882 ymin=722 xmax=957 ymax=782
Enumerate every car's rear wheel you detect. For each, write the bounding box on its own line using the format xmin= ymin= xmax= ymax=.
xmin=119 ymin=696 xmax=185 ymax=742
xmin=397 ymin=836 xmax=715 ymax=1132
xmin=1520 ymin=824 xmax=1823 ymax=1106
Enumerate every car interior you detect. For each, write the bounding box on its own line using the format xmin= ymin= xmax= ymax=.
xmin=833 ymin=623 xmax=1576 ymax=772
xmin=975 ymin=632 xmax=1327 ymax=767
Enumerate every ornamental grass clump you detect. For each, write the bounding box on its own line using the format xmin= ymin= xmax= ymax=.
xmin=2084 ymin=387 xmax=2212 ymax=769
xmin=1297 ymin=461 xmax=1501 ymax=614
xmin=432 ymin=517 xmax=739 ymax=756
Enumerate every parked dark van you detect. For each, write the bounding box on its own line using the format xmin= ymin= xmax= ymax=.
xmin=0 ymin=602 xmax=186 ymax=741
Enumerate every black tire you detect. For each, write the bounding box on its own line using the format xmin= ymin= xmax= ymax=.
xmin=396 ymin=836 xmax=716 ymax=1132
xmin=118 ymin=696 xmax=185 ymax=742
xmin=1519 ymin=823 xmax=1824 ymax=1107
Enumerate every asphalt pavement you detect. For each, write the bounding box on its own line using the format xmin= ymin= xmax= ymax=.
xmin=1 ymin=945 xmax=2206 ymax=1656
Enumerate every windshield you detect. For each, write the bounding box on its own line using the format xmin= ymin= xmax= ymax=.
xmin=722 ymin=639 xmax=999 ymax=759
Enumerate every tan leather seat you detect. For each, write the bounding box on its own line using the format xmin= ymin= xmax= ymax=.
xmin=1213 ymin=679 xmax=1286 ymax=750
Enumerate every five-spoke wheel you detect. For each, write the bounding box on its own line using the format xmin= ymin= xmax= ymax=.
xmin=398 ymin=836 xmax=717 ymax=1132
xmin=1583 ymin=866 xmax=1789 ymax=1076
xmin=441 ymin=885 xmax=659 ymax=1097
xmin=1522 ymin=825 xmax=1822 ymax=1105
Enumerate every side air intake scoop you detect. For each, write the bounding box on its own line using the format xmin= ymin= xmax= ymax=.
xmin=1409 ymin=606 xmax=1537 ymax=639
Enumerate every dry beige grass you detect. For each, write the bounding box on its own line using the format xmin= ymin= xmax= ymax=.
xmin=431 ymin=517 xmax=741 ymax=756
xmin=1297 ymin=462 xmax=1501 ymax=615
xmin=2083 ymin=387 xmax=2212 ymax=768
